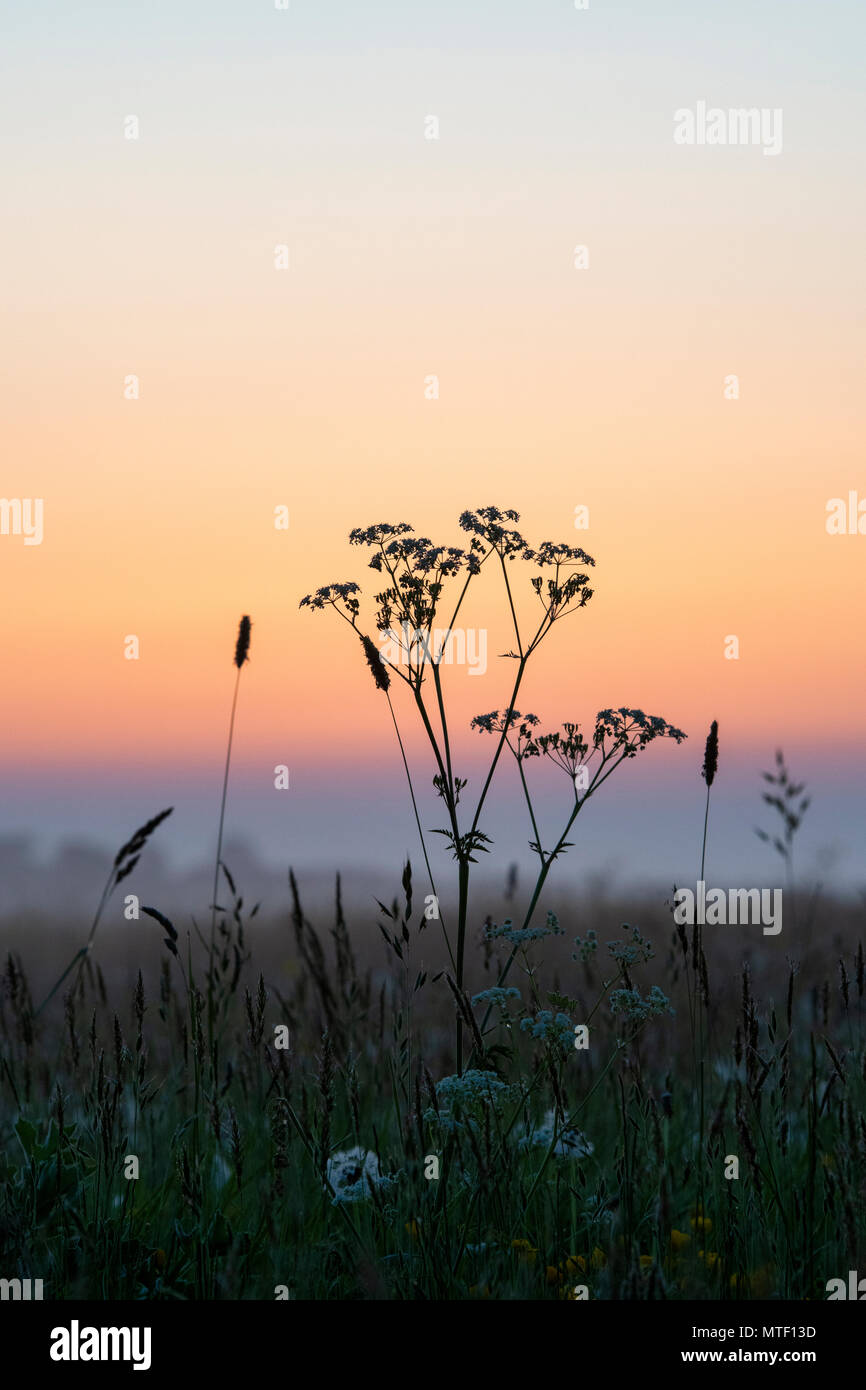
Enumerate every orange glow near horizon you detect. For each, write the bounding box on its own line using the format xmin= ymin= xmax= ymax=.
xmin=4 ymin=470 xmax=864 ymax=776
xmin=2 ymin=19 xmax=864 ymax=785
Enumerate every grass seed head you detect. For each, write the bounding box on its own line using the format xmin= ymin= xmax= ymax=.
xmin=702 ymin=720 xmax=719 ymax=787
xmin=361 ymin=634 xmax=390 ymax=692
xmin=234 ymin=615 xmax=252 ymax=668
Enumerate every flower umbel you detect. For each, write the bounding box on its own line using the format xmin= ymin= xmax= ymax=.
xmin=609 ymin=985 xmax=675 ymax=1022
xmin=325 ymin=1146 xmax=400 ymax=1204
xmin=518 ymin=1108 xmax=594 ymax=1157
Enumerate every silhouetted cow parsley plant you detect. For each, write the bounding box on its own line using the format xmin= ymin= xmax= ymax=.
xmin=301 ymin=506 xmax=686 ymax=1069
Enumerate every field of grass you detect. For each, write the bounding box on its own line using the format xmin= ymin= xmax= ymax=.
xmin=2 ymin=848 xmax=864 ymax=1302
xmin=2 ymin=508 xmax=864 ymax=1302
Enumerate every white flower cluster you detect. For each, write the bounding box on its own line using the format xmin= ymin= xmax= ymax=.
xmin=325 ymin=1146 xmax=400 ymax=1204
xmin=484 ymin=911 xmax=564 ymax=945
xmin=435 ymin=1069 xmax=512 ymax=1108
xmin=572 ymin=929 xmax=598 ymax=962
xmin=520 ymin=1009 xmax=574 ymax=1050
xmin=518 ymin=1108 xmax=594 ymax=1158
xmin=605 ymin=924 xmax=656 ymax=965
xmin=471 ymin=986 xmax=521 ymax=1009
xmin=425 ymin=1069 xmax=518 ymax=1135
xmin=608 ymin=985 xmax=674 ymax=1021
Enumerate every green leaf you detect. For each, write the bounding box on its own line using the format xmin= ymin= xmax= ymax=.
xmin=207 ymin=1210 xmax=232 ymax=1255
xmin=14 ymin=1117 xmax=38 ymax=1159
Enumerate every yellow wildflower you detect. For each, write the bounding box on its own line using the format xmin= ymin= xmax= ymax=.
xmin=731 ymin=1265 xmax=774 ymax=1297
xmin=511 ymin=1239 xmax=537 ymax=1266
xmin=749 ymin=1265 xmax=774 ymax=1297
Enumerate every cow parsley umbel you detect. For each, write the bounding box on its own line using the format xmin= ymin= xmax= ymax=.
xmin=302 ymin=506 xmax=687 ymax=1068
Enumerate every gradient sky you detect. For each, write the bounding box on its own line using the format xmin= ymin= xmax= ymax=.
xmin=2 ymin=1 xmax=864 ymax=892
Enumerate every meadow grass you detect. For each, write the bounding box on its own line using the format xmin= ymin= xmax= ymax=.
xmin=2 ymin=869 xmax=864 ymax=1300
xmin=1 ymin=511 xmax=864 ymax=1301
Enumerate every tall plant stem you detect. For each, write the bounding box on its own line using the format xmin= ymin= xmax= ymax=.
xmin=467 ymin=743 xmax=631 ymax=1064
xmin=696 ymin=781 xmax=711 ymax=1227
xmin=700 ymin=783 xmax=711 ymax=882
xmin=385 ymin=690 xmax=457 ymax=974
xmin=35 ymin=872 xmax=114 ymax=1018
xmin=453 ymin=656 xmax=531 ymax=1066
xmin=455 ymin=858 xmax=470 ymax=1072
xmin=468 ymin=658 xmax=527 ymax=838
xmin=209 ymin=663 xmax=242 ymax=1046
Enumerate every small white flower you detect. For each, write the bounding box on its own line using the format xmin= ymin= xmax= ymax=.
xmin=325 ymin=1146 xmax=399 ymax=1204
xmin=520 ymin=1010 xmax=574 ymax=1050
xmin=518 ymin=1108 xmax=594 ymax=1158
